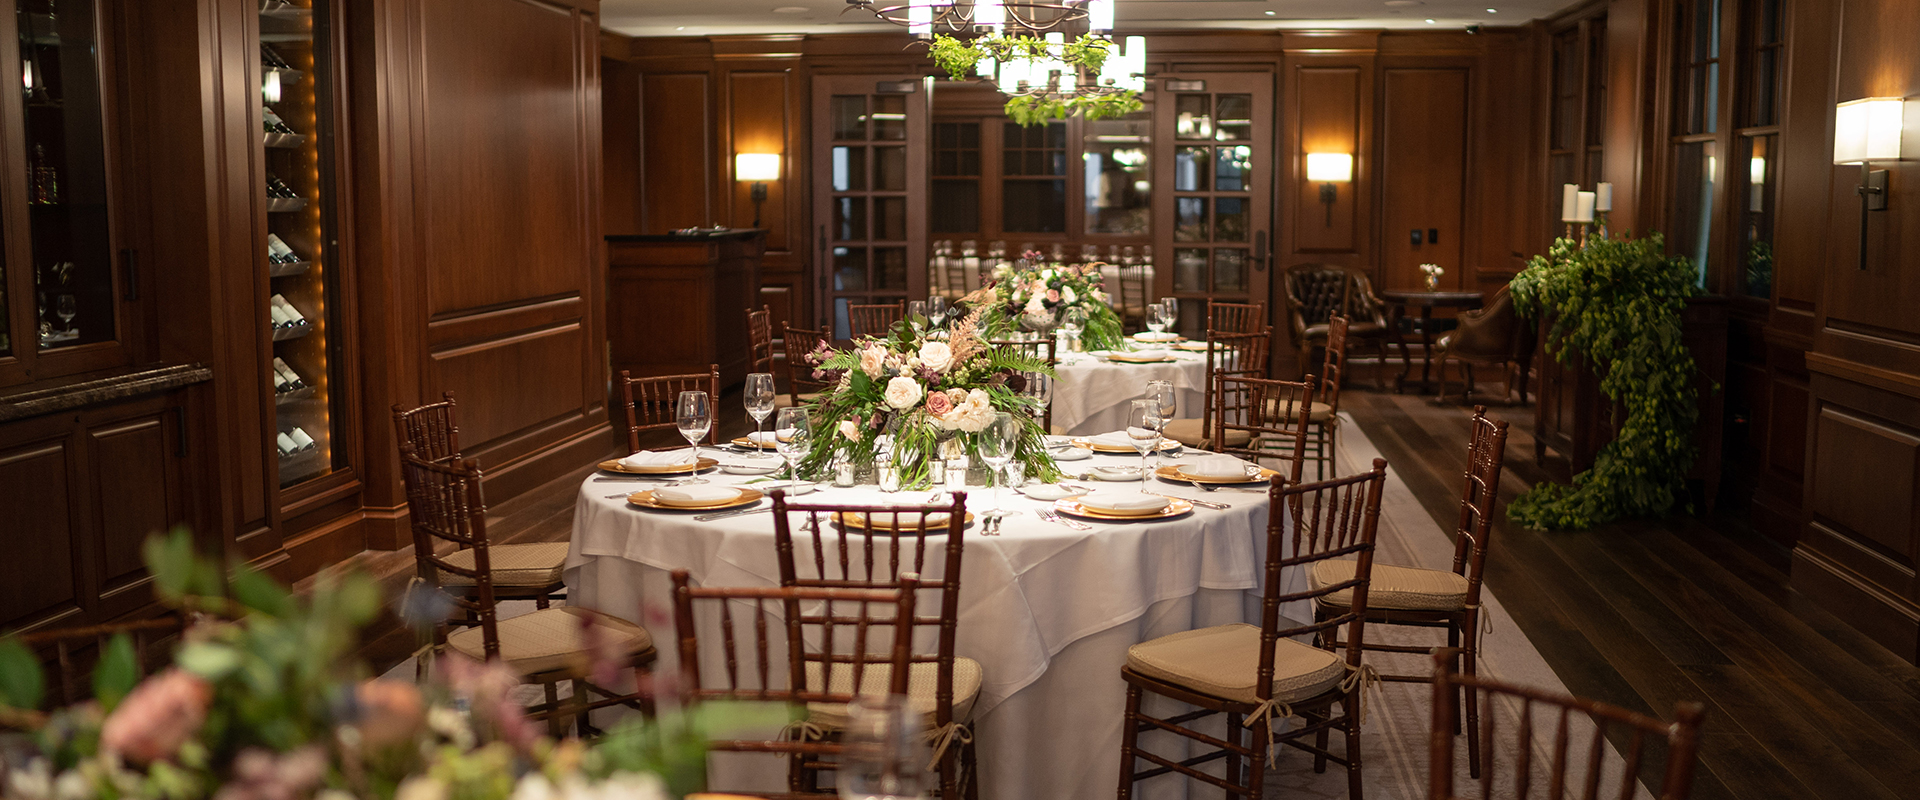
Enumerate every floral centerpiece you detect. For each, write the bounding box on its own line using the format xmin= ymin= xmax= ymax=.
xmin=978 ymin=256 xmax=1126 ymax=351
xmin=799 ymin=290 xmax=1059 ymax=487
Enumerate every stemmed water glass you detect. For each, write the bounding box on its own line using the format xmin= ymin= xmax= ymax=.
xmin=1058 ymin=306 xmax=1087 ymax=355
xmin=744 ymin=373 xmax=776 ymax=460
xmin=907 ymin=300 xmax=927 ymax=325
xmin=837 ymin=695 xmax=927 ymax=800
xmin=978 ymin=411 xmax=1020 ymax=519
xmin=1159 ymin=297 xmax=1180 ymax=339
xmin=927 ymin=295 xmax=948 ymax=331
xmin=1144 ymin=380 xmax=1176 ymax=467
xmin=1144 ymin=302 xmax=1166 ymax=338
xmin=774 ymin=407 xmax=812 ymax=495
xmin=676 ymin=390 xmax=712 ymax=484
xmin=1020 ymin=372 xmax=1053 ymax=421
xmin=1126 ymin=399 xmax=1164 ymax=494
xmin=55 ymin=294 xmax=76 ymax=334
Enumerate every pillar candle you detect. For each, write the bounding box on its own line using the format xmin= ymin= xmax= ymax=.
xmin=1560 ymin=184 xmax=1580 ymax=222
xmin=1575 ymin=191 xmax=1597 ymax=222
xmin=1595 ymin=182 xmax=1613 ymax=212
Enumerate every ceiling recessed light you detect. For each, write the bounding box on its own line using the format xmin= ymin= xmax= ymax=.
xmin=774 ymin=6 xmax=809 ymax=12
xmin=1264 ymin=9 xmax=1275 ymax=14
xmin=1384 ymin=1 xmax=1423 ymax=7
xmin=1425 ymin=18 xmax=1436 ymax=24
xmin=1487 ymin=7 xmax=1498 ymax=12
xmin=675 ymin=26 xmax=686 ymax=30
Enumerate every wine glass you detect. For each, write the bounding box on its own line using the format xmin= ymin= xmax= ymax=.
xmin=1160 ymin=297 xmax=1180 ymax=338
xmin=1059 ymin=306 xmax=1087 ymax=354
xmin=744 ymin=373 xmax=776 ymax=459
xmin=1144 ymin=302 xmax=1166 ymax=337
xmin=775 ymin=407 xmax=812 ymax=495
xmin=55 ymin=294 xmax=76 ymax=334
xmin=978 ymin=411 xmax=1020 ymax=519
xmin=675 ymin=390 xmax=712 ymax=484
xmin=907 ymin=300 xmax=927 ymax=325
xmin=1020 ymin=372 xmax=1053 ymax=421
xmin=1144 ymin=380 xmax=1176 ymax=466
xmin=837 ymin=695 xmax=927 ymax=800
xmin=1126 ymin=399 xmax=1164 ymax=494
xmin=927 ymin=295 xmax=948 ymax=330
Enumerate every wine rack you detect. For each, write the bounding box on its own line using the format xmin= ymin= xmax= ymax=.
xmin=259 ymin=0 xmax=342 ymax=487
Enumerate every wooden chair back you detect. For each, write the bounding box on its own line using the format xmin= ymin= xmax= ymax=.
xmin=769 ymin=490 xmax=969 ymax=733
xmin=1206 ymin=300 xmax=1267 ymax=335
xmin=1429 ymin=649 xmax=1707 ymax=800
xmin=1258 ymin=460 xmax=1388 ymax=700
xmin=618 ymin=365 xmax=721 ymax=454
xmin=1214 ymin=373 xmax=1317 ymax=486
xmin=392 ymin=391 xmax=462 ymax=464
xmin=1196 ymin=326 xmax=1270 ymax=448
xmin=849 ymin=302 xmax=907 ymax=340
xmin=16 ymin=616 xmax=187 ymax=710
xmin=397 ymin=447 xmax=499 ymax=657
xmin=1114 ymin=263 xmax=1152 ymax=329
xmin=1322 ymin=315 xmax=1349 ymax=413
xmin=785 ymin=324 xmax=835 ymax=399
xmin=747 ymin=304 xmax=776 ymax=377
xmin=1452 ymin=406 xmax=1511 ymax=612
xmin=986 ymin=336 xmax=1057 ymax=431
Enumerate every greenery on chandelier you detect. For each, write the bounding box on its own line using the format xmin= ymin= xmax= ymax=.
xmin=1506 ymin=232 xmax=1705 ymax=530
xmin=927 ymin=33 xmax=1145 ymax=125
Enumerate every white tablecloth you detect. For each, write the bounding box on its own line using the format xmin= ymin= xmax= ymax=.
xmin=1052 ymin=348 xmax=1208 ymax=435
xmin=565 ymin=449 xmax=1304 ymax=800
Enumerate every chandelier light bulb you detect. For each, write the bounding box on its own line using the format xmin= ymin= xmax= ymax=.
xmin=1088 ymin=0 xmax=1113 ymax=32
xmin=976 ymin=0 xmax=1004 ymax=29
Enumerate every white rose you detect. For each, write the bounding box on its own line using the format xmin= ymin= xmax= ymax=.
xmin=1042 ymin=269 xmax=1055 ymax=280
xmin=883 ymin=376 xmax=924 ymax=410
xmin=1062 ymin=286 xmax=1078 ymax=304
xmin=952 ymin=389 xmax=996 ymax=433
xmin=858 ymin=346 xmax=886 ymax=379
xmin=1024 ymin=293 xmax=1047 ymax=314
xmin=918 ymin=341 xmax=954 ymax=372
xmin=838 ymin=419 xmax=861 ymax=442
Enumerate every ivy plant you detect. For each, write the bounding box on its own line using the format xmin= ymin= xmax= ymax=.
xmin=928 ymin=33 xmax=1143 ymax=125
xmin=1506 ymin=233 xmax=1706 ymax=530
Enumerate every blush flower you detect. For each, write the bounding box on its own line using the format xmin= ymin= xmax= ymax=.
xmin=858 ymin=345 xmax=887 ymax=379
xmin=925 ymin=391 xmax=953 ymax=416
xmin=883 ymin=376 xmax=924 ymax=410
xmin=100 ymin=669 xmax=211 ymax=763
xmin=918 ymin=341 xmax=954 ymax=373
xmin=838 ymin=419 xmax=861 ymax=442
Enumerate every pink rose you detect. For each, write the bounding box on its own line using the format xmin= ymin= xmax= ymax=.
xmin=355 ymin=679 xmax=426 ymax=747
xmin=1046 ymin=289 xmax=1061 ymax=303
xmin=100 ymin=669 xmax=211 ymax=763
xmin=926 ymin=391 xmax=953 ymax=416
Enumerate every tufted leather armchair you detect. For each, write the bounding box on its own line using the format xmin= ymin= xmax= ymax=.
xmin=1435 ymin=285 xmax=1536 ymax=403
xmin=1283 ymin=264 xmax=1392 ymax=387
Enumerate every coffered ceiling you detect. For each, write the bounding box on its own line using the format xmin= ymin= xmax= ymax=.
xmin=603 ymin=0 xmax=1583 ymax=38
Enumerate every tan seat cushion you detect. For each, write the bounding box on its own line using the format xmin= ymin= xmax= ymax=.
xmin=1161 ymin=418 xmax=1253 ymax=449
xmin=1264 ymin=399 xmax=1335 ymax=423
xmin=438 ymin=542 xmax=568 ymax=588
xmin=803 ymin=657 xmax=984 ymax=728
xmin=1311 ymin=559 xmax=1469 ymax=611
xmin=446 ymin=606 xmax=653 ymax=677
xmin=1127 ymin=623 xmax=1346 ymax=705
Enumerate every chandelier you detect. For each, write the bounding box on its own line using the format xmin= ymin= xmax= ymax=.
xmin=973 ymin=32 xmax=1146 ymax=97
xmin=843 ymin=0 xmax=1113 ymax=36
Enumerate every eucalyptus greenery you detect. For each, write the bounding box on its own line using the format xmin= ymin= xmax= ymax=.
xmin=1506 ymin=233 xmax=1704 ymax=530
xmin=927 ymin=33 xmax=1144 ymax=125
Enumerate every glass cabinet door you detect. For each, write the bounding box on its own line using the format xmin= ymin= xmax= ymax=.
xmin=17 ymin=0 xmax=117 ymax=353
xmin=259 ymin=0 xmax=345 ymax=488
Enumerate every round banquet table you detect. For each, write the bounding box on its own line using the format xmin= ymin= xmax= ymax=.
xmin=1051 ymin=345 xmax=1209 ymax=436
xmin=564 ymin=447 xmax=1309 ymax=800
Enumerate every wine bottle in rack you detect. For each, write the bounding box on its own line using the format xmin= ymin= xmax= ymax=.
xmin=260 ymin=44 xmax=293 ymax=70
xmin=276 ymin=431 xmax=300 ymax=456
xmin=273 ymin=357 xmax=305 ymax=391
xmin=262 ymin=107 xmax=298 ymax=135
xmin=30 ymin=145 xmax=59 ymax=205
xmin=267 ymin=233 xmax=299 ymax=264
xmin=266 ymin=174 xmax=299 ymax=198
xmin=289 ymin=428 xmax=317 ymax=451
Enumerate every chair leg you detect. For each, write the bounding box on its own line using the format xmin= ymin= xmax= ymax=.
xmin=1447 ymin=625 xmax=1462 ymax=734
xmin=1247 ymin=710 xmax=1270 ymax=800
xmin=1463 ymin=363 xmax=1477 ymax=402
xmin=962 ymin=735 xmax=981 ymax=800
xmin=1344 ymin=696 xmax=1365 ymax=800
xmin=1436 ymin=355 xmax=1453 ymax=403
xmin=1117 ymin=682 xmax=1143 ymax=800
xmin=1313 ymin=709 xmax=1330 ymax=774
xmin=543 ymin=680 xmax=566 ymax=738
xmin=1461 ymin=617 xmax=1483 ymax=780
xmin=1225 ymin=711 xmax=1244 ymax=800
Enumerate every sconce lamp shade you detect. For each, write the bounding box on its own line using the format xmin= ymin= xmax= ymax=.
xmin=1834 ymin=98 xmax=1904 ymax=164
xmin=735 ymin=153 xmax=782 ymax=182
xmin=1306 ymin=152 xmax=1353 ymax=183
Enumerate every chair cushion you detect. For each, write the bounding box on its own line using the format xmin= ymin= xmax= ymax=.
xmin=1310 ymin=559 xmax=1469 ymax=611
xmin=1305 ymin=321 xmax=1385 ymax=339
xmin=446 ymin=606 xmax=653 ymax=677
xmin=1162 ymin=418 xmax=1253 ymax=449
xmin=438 ymin=542 xmax=568 ymax=588
xmin=1263 ymin=399 xmax=1335 ymax=423
xmin=1126 ymin=623 xmax=1347 ymax=705
xmin=803 ymin=657 xmax=985 ymax=728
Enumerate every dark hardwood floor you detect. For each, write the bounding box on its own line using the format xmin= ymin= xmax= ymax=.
xmin=1344 ymin=388 xmax=1920 ymax=800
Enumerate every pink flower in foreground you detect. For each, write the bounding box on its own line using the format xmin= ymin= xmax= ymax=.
xmin=1045 ymin=289 xmax=1061 ymax=303
xmin=926 ymin=391 xmax=953 ymax=416
xmin=355 ymin=679 xmax=426 ymax=748
xmin=100 ymin=669 xmax=211 ymax=763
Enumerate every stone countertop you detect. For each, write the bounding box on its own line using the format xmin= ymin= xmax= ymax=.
xmin=0 ymin=363 xmax=213 ymax=423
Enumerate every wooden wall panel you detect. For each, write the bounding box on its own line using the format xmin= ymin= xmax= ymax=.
xmin=640 ymin=73 xmax=712 ymax=232
xmin=727 ymin=70 xmax=790 ymax=250
xmin=429 ymin=323 xmax=587 ymax=446
xmin=0 ymin=440 xmax=77 ymax=629
xmin=88 ymin=416 xmax=176 ymax=592
xmin=1292 ymin=67 xmax=1361 ymax=254
xmin=603 ymin=56 xmax=642 ymax=235
xmin=1810 ymin=407 xmax=1918 ymax=559
xmin=1378 ymin=68 xmax=1469 ymax=293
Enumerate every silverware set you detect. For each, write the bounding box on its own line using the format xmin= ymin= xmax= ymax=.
xmin=1037 ymin=509 xmax=1092 ymax=530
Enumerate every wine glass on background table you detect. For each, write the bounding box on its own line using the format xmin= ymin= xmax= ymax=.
xmin=56 ymin=294 xmax=76 ymax=334
xmin=1127 ymin=399 xmax=1164 ymax=495
xmin=1144 ymin=379 xmax=1175 ymax=467
xmin=907 ymin=300 xmax=926 ymax=326
xmin=978 ymin=411 xmax=1020 ymax=519
xmin=744 ymin=372 xmax=776 ymax=458
xmin=928 ymin=295 xmax=948 ymax=331
xmin=838 ymin=695 xmax=927 ymax=800
xmin=1059 ymin=306 xmax=1086 ymax=356
xmin=675 ymin=390 xmax=711 ymax=484
xmin=774 ymin=407 xmax=812 ymax=495
xmin=1144 ymin=302 xmax=1166 ymax=338
xmin=1160 ymin=297 xmax=1180 ymax=338
xmin=1020 ymin=372 xmax=1053 ymax=424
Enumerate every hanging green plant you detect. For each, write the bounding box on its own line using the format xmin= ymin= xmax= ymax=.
xmin=1506 ymin=232 xmax=1706 ymax=530
xmin=927 ymin=33 xmax=1144 ymax=125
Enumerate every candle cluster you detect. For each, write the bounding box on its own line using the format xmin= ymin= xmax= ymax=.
xmin=1559 ymin=182 xmax=1613 ymax=223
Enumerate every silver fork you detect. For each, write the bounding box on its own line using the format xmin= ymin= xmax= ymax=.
xmin=1141 ymin=488 xmax=1230 ymax=511
xmin=1039 ymin=509 xmax=1093 ymax=530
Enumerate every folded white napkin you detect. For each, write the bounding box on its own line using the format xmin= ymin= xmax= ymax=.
xmin=745 ymin=431 xmax=779 ymax=444
xmin=1177 ymin=341 xmax=1216 ymax=352
xmin=1109 ymin=349 xmax=1172 ymax=362
xmin=1132 ymin=331 xmax=1180 ymax=342
xmin=1185 ymin=454 xmax=1256 ymax=479
xmin=1089 ymin=430 xmax=1152 ymax=448
xmin=1052 ymin=447 xmax=1092 ymax=461
xmin=1078 ymin=491 xmax=1170 ymax=515
xmin=619 ymin=448 xmax=698 ymax=469
xmin=652 ymin=485 xmax=741 ymax=506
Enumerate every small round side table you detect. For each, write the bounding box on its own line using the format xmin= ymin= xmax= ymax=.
xmin=1380 ymin=289 xmax=1484 ymax=394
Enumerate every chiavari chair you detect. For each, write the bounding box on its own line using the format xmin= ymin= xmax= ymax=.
xmin=1117 ymin=459 xmax=1389 ymax=800
xmin=1317 ymin=406 xmax=1509 ymax=776
xmin=849 ymin=302 xmax=907 ymax=340
xmin=784 ymin=324 xmax=835 ymax=405
xmin=392 ymin=395 xmax=567 ymax=610
xmin=749 ymin=305 xmax=804 ymax=410
xmin=770 ymin=489 xmax=979 ymax=800
xmin=1162 ymin=327 xmax=1271 ymax=451
xmin=1267 ymin=315 xmax=1349 ymax=480
xmin=986 ymin=335 xmax=1057 ymax=432
xmin=618 ymin=365 xmax=721 ymax=454
xmin=1208 ymin=300 xmax=1267 ymax=336
xmin=1428 ymin=648 xmax=1707 ymax=800
xmin=399 ymin=447 xmax=657 ymax=736
xmin=10 ymin=616 xmax=188 ymax=717
xmin=1212 ymin=373 xmax=1318 ymax=486
xmin=670 ymin=570 xmax=921 ymax=799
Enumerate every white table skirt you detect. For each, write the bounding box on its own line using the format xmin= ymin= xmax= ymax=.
xmin=1051 ymin=349 xmax=1208 ymax=436
xmin=565 ymin=450 xmax=1308 ymax=800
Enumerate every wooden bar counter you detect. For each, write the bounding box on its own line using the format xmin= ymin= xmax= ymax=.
xmin=605 ymin=229 xmax=765 ymax=391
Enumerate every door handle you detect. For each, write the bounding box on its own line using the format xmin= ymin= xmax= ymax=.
xmin=1252 ymin=230 xmax=1269 ymax=272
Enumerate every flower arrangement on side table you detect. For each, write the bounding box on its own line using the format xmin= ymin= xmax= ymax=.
xmin=799 ymin=291 xmax=1060 ymax=488
xmin=979 ymin=256 xmax=1126 ymax=352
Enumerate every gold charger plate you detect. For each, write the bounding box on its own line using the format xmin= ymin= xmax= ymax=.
xmin=731 ymin=437 xmax=779 ymax=450
xmin=1130 ymin=333 xmax=1184 ymax=343
xmin=1074 ymin=438 xmax=1183 ymax=454
xmin=1154 ymin=464 xmax=1277 ymax=485
xmin=1054 ymin=497 xmax=1194 ymax=521
xmin=1106 ymin=353 xmax=1179 ymax=364
xmin=832 ymin=511 xmax=974 ymax=531
xmin=597 ymin=456 xmax=720 ymax=475
xmin=627 ymin=487 xmax=764 ymax=511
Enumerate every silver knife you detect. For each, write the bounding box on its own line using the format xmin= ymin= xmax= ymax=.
xmin=1143 ymin=490 xmax=1230 ymax=511
xmin=694 ymin=505 xmax=771 ymax=522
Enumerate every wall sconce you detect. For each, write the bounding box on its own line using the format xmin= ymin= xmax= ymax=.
xmin=1833 ymin=97 xmax=1904 ymax=269
xmin=734 ymin=153 xmax=781 ymax=228
xmin=1305 ymin=152 xmax=1352 ymax=227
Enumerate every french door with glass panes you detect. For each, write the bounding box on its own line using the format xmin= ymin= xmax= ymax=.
xmin=811 ymin=76 xmax=928 ymax=340
xmin=1152 ymin=74 xmax=1273 ymax=341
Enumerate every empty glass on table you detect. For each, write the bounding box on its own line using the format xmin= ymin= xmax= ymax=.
xmin=1159 ymin=297 xmax=1180 ymax=337
xmin=774 ymin=407 xmax=812 ymax=494
xmin=744 ymin=372 xmax=776 ymax=459
xmin=676 ymin=390 xmax=712 ymax=484
xmin=978 ymin=411 xmax=1021 ymax=519
xmin=838 ymin=695 xmax=928 ymax=800
xmin=1126 ymin=398 xmax=1164 ymax=494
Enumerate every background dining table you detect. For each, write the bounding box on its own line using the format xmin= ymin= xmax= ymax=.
xmin=1050 ymin=345 xmax=1209 ymax=435
xmin=564 ymin=444 xmax=1307 ymax=800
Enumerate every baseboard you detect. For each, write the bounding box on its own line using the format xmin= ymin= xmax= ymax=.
xmin=1790 ymin=545 xmax=1920 ymax=665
